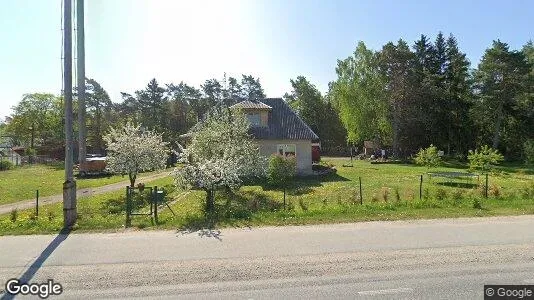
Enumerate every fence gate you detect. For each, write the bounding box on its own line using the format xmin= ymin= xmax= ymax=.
xmin=125 ymin=185 xmax=165 ymax=226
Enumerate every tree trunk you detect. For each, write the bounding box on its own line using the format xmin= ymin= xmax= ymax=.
xmin=129 ymin=172 xmax=136 ymax=188
xmin=392 ymin=117 xmax=400 ymax=157
xmin=492 ymin=101 xmax=504 ymax=149
xmin=205 ymin=189 xmax=215 ymax=213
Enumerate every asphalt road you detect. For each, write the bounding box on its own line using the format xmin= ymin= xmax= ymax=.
xmin=1 ymin=215 xmax=534 ymax=299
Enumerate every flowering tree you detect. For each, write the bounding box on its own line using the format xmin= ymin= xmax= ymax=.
xmin=173 ymin=107 xmax=266 ymax=213
xmin=104 ymin=123 xmax=168 ymax=187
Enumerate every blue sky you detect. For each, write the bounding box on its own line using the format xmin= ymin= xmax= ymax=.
xmin=1 ymin=0 xmax=533 ymax=119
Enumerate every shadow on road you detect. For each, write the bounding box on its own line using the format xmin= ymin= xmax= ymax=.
xmin=178 ymin=228 xmax=223 ymax=241
xmin=0 ymin=228 xmax=70 ymax=300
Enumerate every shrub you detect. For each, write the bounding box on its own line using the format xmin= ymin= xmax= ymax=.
xmin=29 ymin=211 xmax=38 ymax=221
xmin=298 ymin=198 xmax=308 ymax=211
xmin=351 ymin=188 xmax=360 ymax=205
xmin=381 ymin=187 xmax=390 ymax=202
xmin=47 ymin=210 xmax=56 ymax=221
xmin=435 ymin=188 xmax=447 ymax=201
xmin=468 ymin=145 xmax=504 ymax=172
xmin=404 ymin=189 xmax=415 ymax=201
xmin=524 ymin=139 xmax=534 ymax=165
xmin=371 ymin=192 xmax=379 ymax=202
xmin=477 ymin=183 xmax=487 ymax=197
xmin=423 ymin=188 xmax=430 ymax=200
xmin=414 ymin=144 xmax=441 ymax=168
xmin=267 ymin=154 xmax=297 ymax=208
xmin=489 ymin=183 xmax=501 ymax=198
xmin=521 ymin=183 xmax=534 ymax=199
xmin=451 ymin=189 xmax=464 ymax=205
xmin=286 ymin=200 xmax=295 ymax=211
xmin=10 ymin=209 xmax=17 ymax=222
xmin=394 ymin=187 xmax=401 ymax=202
xmin=0 ymin=160 xmax=14 ymax=171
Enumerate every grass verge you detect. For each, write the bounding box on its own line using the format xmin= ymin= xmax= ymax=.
xmin=0 ymin=163 xmax=169 ymax=205
xmin=0 ymin=158 xmax=533 ymax=235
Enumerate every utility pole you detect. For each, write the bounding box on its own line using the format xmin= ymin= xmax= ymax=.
xmin=63 ymin=0 xmax=77 ymax=227
xmin=77 ymin=0 xmax=87 ymax=175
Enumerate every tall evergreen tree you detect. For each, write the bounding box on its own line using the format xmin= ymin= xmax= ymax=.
xmin=136 ymin=79 xmax=168 ymax=132
xmin=241 ymin=75 xmax=266 ymax=101
xmin=379 ymin=39 xmax=420 ymax=155
xmin=85 ymin=78 xmax=113 ymax=153
xmin=443 ymin=34 xmax=473 ymax=155
xmin=473 ymin=40 xmax=531 ymax=155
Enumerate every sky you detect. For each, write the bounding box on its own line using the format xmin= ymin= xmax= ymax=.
xmin=1 ymin=0 xmax=533 ymax=119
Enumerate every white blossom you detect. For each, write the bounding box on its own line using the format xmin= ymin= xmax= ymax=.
xmin=172 ymin=108 xmax=266 ymax=192
xmin=104 ymin=123 xmax=168 ymax=186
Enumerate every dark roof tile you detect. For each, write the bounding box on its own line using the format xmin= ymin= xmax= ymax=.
xmin=230 ymin=100 xmax=272 ymax=109
xmin=247 ymin=98 xmax=319 ymax=140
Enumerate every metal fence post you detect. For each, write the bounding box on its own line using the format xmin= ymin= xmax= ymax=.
xmin=420 ymin=175 xmax=423 ymax=200
xmin=359 ymin=177 xmax=363 ymax=205
xmin=125 ymin=186 xmax=131 ymax=227
xmin=154 ymin=186 xmax=158 ymax=225
xmin=36 ymin=190 xmax=39 ymax=216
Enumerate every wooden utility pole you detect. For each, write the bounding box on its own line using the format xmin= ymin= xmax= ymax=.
xmin=63 ymin=0 xmax=77 ymax=227
xmin=77 ymin=0 xmax=87 ymax=174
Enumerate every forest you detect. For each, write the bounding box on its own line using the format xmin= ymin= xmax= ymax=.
xmin=2 ymin=32 xmax=533 ymax=161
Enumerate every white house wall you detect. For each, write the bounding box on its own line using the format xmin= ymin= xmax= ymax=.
xmin=256 ymin=139 xmax=313 ymax=175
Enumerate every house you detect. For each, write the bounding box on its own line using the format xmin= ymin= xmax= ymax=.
xmin=230 ymin=98 xmax=319 ymax=175
xmin=363 ymin=140 xmax=378 ymax=156
xmin=0 ymin=136 xmax=22 ymax=166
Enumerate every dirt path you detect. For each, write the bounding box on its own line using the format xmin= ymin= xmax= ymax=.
xmin=0 ymin=172 xmax=170 ymax=215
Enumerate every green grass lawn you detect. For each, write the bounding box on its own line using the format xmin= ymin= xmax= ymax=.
xmin=0 ymin=163 xmax=169 ymax=205
xmin=0 ymin=158 xmax=533 ymax=235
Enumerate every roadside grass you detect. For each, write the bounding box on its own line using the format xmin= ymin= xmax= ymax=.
xmin=0 ymin=163 xmax=169 ymax=205
xmin=0 ymin=158 xmax=533 ymax=235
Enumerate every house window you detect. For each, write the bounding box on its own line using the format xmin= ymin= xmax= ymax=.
xmin=277 ymin=144 xmax=296 ymax=157
xmin=246 ymin=113 xmax=261 ymax=127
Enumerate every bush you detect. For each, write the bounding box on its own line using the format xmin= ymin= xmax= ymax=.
xmin=350 ymin=188 xmax=360 ymax=205
xmin=468 ymin=145 xmax=504 ymax=172
xmin=435 ymin=188 xmax=447 ymax=201
xmin=451 ymin=189 xmax=464 ymax=205
xmin=47 ymin=210 xmax=56 ymax=221
xmin=477 ymin=183 xmax=487 ymax=197
xmin=414 ymin=144 xmax=441 ymax=168
xmin=10 ymin=209 xmax=17 ymax=222
xmin=524 ymin=139 xmax=534 ymax=165
xmin=489 ymin=183 xmax=501 ymax=198
xmin=394 ymin=187 xmax=401 ymax=202
xmin=381 ymin=187 xmax=390 ymax=202
xmin=267 ymin=154 xmax=297 ymax=208
xmin=267 ymin=154 xmax=297 ymax=186
xmin=404 ymin=189 xmax=416 ymax=201
xmin=371 ymin=192 xmax=379 ymax=202
xmin=0 ymin=160 xmax=14 ymax=171
xmin=472 ymin=198 xmax=482 ymax=209
xmin=298 ymin=198 xmax=308 ymax=211
xmin=521 ymin=183 xmax=534 ymax=199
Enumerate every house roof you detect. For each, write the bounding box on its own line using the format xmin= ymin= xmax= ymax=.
xmin=246 ymin=98 xmax=319 ymax=141
xmin=230 ymin=100 xmax=272 ymax=110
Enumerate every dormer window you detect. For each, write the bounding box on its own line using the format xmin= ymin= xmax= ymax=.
xmin=246 ymin=113 xmax=261 ymax=127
